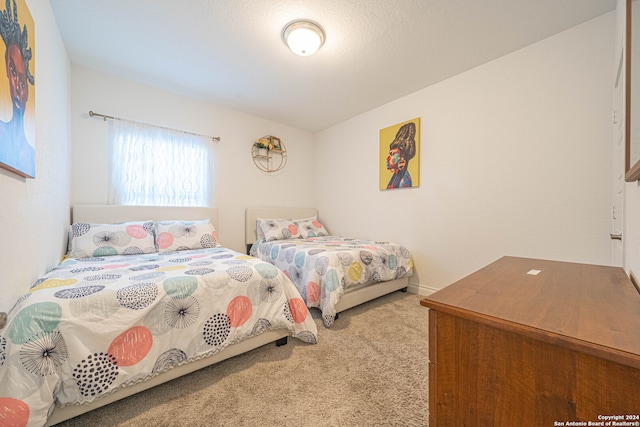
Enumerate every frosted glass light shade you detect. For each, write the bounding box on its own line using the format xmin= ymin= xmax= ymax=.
xmin=282 ymin=20 xmax=325 ymax=56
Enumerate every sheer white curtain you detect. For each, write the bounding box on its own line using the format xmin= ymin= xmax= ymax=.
xmin=108 ymin=119 xmax=212 ymax=206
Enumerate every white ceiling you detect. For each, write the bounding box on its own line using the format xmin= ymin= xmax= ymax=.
xmin=50 ymin=0 xmax=616 ymax=133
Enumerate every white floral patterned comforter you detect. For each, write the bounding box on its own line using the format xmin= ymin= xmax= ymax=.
xmin=0 ymin=248 xmax=317 ymax=427
xmin=250 ymin=236 xmax=413 ymax=327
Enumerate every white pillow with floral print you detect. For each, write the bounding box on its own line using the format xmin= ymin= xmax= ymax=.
xmin=294 ymin=217 xmax=329 ymax=238
xmin=256 ymin=217 xmax=285 ymax=241
xmin=155 ymin=219 xmax=220 ymax=252
xmin=259 ymin=219 xmax=301 ymax=241
xmin=69 ymin=221 xmax=156 ymax=258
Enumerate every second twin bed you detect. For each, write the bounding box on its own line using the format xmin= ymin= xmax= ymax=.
xmin=245 ymin=208 xmax=414 ymax=327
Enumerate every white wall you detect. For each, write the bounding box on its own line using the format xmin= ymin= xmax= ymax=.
xmin=0 ymin=0 xmax=71 ymax=313
xmin=314 ymin=12 xmax=615 ymax=294
xmin=70 ymin=65 xmax=315 ymax=253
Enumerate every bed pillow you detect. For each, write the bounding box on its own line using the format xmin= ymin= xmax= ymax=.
xmin=294 ymin=215 xmax=317 ymax=222
xmin=256 ymin=217 xmax=289 ymax=241
xmin=294 ymin=217 xmax=329 ymax=238
xmin=259 ymin=219 xmax=301 ymax=241
xmin=69 ymin=220 xmax=156 ymax=258
xmin=155 ymin=219 xmax=220 ymax=252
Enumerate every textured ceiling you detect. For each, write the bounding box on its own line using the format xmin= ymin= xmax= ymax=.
xmin=51 ymin=0 xmax=617 ymax=132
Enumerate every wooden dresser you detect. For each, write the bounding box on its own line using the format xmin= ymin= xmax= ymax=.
xmin=420 ymin=256 xmax=640 ymax=427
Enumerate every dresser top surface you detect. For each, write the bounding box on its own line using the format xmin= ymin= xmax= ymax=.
xmin=421 ymin=256 xmax=640 ymax=361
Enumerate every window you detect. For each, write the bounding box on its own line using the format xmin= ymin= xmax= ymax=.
xmin=108 ymin=119 xmax=211 ymax=206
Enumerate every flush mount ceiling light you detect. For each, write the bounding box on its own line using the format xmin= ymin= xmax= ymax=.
xmin=282 ymin=20 xmax=325 ymax=56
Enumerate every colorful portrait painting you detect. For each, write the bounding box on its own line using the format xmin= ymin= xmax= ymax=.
xmin=0 ymin=0 xmax=35 ymax=178
xmin=379 ymin=118 xmax=420 ymax=190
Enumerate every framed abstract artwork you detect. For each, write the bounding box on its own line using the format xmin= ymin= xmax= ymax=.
xmin=379 ymin=118 xmax=420 ymax=190
xmin=0 ymin=0 xmax=35 ymax=178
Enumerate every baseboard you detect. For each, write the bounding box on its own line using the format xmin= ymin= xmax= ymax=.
xmin=630 ymin=270 xmax=640 ymax=295
xmin=407 ymin=282 xmax=439 ymax=296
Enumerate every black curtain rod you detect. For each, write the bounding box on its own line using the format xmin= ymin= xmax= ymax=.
xmin=89 ymin=110 xmax=221 ymax=142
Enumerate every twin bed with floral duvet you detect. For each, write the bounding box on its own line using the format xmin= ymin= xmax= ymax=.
xmin=245 ymin=208 xmax=414 ymax=327
xmin=0 ymin=205 xmax=317 ymax=427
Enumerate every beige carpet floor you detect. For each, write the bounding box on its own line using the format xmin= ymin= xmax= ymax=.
xmin=54 ymin=291 xmax=429 ymax=426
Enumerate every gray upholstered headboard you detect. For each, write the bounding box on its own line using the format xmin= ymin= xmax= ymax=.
xmin=72 ymin=205 xmax=218 ymax=230
xmin=245 ymin=207 xmax=318 ymax=245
